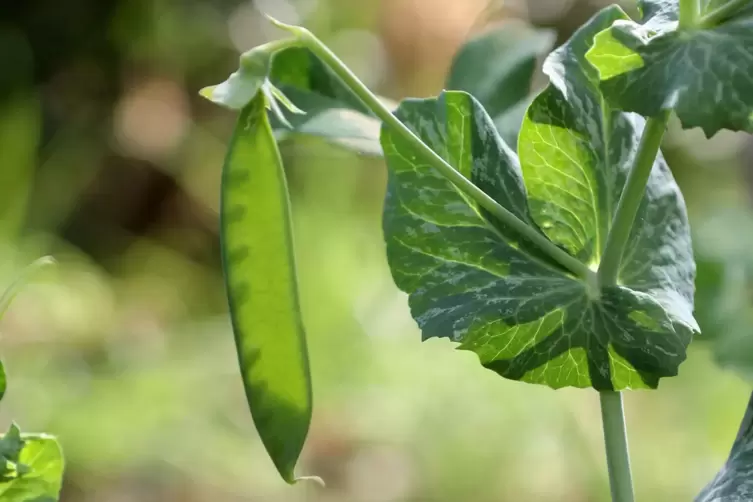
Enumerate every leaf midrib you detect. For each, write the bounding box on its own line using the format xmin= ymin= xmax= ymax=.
xmin=597 ymin=93 xmax=613 ymax=265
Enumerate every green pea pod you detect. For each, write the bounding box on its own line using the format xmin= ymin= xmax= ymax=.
xmin=221 ymin=93 xmax=315 ymax=484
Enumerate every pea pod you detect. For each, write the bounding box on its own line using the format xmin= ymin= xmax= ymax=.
xmin=221 ymin=94 xmax=314 ymax=483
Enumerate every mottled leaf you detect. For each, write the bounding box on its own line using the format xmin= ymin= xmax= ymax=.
xmin=220 ymin=94 xmax=314 ymax=483
xmin=446 ymin=20 xmax=555 ymax=147
xmin=381 ymin=7 xmax=698 ymax=391
xmin=697 ymin=392 xmax=753 ymax=501
xmin=0 ymin=425 xmax=63 ymax=502
xmin=585 ymin=0 xmax=753 ymax=137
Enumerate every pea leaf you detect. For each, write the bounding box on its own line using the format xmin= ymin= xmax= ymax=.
xmin=381 ymin=7 xmax=698 ymax=391
xmin=446 ymin=20 xmax=555 ymax=148
xmin=220 ymin=94 xmax=316 ymax=483
xmin=697 ymin=392 xmax=753 ymax=501
xmin=585 ymin=0 xmax=753 ymax=137
xmin=0 ymin=425 xmax=63 ymax=502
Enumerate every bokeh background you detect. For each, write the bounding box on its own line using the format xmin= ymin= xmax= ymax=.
xmin=1 ymin=0 xmax=753 ymax=500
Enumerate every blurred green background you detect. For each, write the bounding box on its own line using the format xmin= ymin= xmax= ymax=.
xmin=1 ymin=0 xmax=752 ymax=500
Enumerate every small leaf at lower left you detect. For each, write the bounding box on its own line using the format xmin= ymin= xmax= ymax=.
xmin=0 ymin=425 xmax=64 ymax=502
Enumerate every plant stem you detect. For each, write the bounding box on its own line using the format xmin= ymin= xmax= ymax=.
xmin=600 ymin=391 xmax=635 ymax=502
xmin=699 ymin=0 xmax=752 ymax=27
xmin=0 ymin=256 xmax=55 ymax=318
xmin=679 ymin=0 xmax=700 ymax=29
xmin=597 ymin=111 xmax=670 ymax=287
xmin=268 ymin=17 xmax=595 ymax=282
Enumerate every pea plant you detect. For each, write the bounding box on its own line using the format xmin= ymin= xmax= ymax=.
xmin=0 ymin=257 xmax=63 ymax=501
xmin=201 ymin=0 xmax=753 ymax=500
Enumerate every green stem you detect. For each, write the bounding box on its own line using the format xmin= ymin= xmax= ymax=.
xmin=699 ymin=0 xmax=752 ymax=27
xmin=600 ymin=392 xmax=635 ymax=502
xmin=597 ymin=111 xmax=670 ymax=287
xmin=268 ymin=17 xmax=595 ymax=282
xmin=0 ymin=256 xmax=55 ymax=318
xmin=679 ymin=0 xmax=700 ymax=29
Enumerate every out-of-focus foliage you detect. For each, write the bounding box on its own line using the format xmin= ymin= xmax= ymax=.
xmin=693 ymin=210 xmax=753 ymax=380
xmin=446 ymin=19 xmax=554 ymax=148
xmin=1 ymin=0 xmax=753 ymax=501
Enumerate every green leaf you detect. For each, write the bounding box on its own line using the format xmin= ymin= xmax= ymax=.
xmin=381 ymin=7 xmax=698 ymax=391
xmin=220 ymin=94 xmax=314 ymax=483
xmin=446 ymin=20 xmax=555 ymax=147
xmin=697 ymin=392 xmax=753 ymax=501
xmin=585 ymin=0 xmax=753 ymax=137
xmin=0 ymin=426 xmax=63 ymax=502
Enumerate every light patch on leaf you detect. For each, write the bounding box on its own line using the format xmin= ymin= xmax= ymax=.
xmin=522 ymin=347 xmax=591 ymax=389
xmin=460 ymin=308 xmax=567 ymax=362
xmin=587 ymin=27 xmax=645 ymax=80
xmin=608 ymin=346 xmax=652 ymax=390
xmin=628 ymin=310 xmax=662 ymax=331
